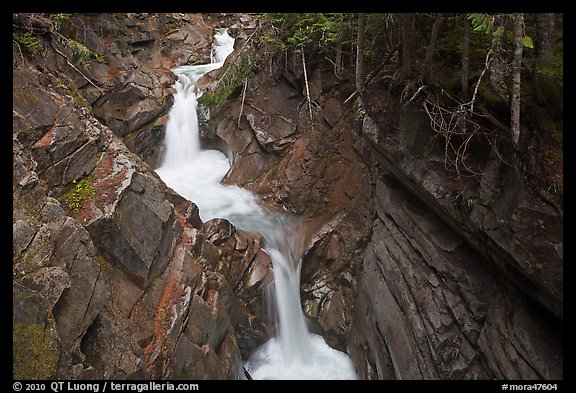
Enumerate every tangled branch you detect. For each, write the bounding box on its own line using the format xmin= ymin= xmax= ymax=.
xmin=422 ymin=89 xmax=511 ymax=190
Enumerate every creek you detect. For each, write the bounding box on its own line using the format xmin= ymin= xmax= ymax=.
xmin=155 ymin=28 xmax=356 ymax=380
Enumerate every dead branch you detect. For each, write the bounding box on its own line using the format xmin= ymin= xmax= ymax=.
xmin=469 ymin=47 xmax=492 ymax=114
xmin=403 ymin=84 xmax=427 ymax=107
xmin=50 ymin=42 xmax=104 ymax=94
xmin=13 ymin=39 xmax=25 ymax=65
xmin=238 ymin=78 xmax=247 ymax=128
xmin=363 ymin=44 xmax=401 ymax=87
xmin=214 ymin=26 xmax=260 ymax=88
xmin=343 ymin=90 xmax=357 ymax=105
xmin=422 ymin=89 xmax=510 ymax=191
xmin=301 ymin=45 xmax=313 ymax=125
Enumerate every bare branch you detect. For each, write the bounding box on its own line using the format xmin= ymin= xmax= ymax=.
xmin=403 ymin=84 xmax=427 ymax=107
xmin=422 ymin=88 xmax=511 ymax=186
xmin=301 ymin=45 xmax=313 ymax=125
xmin=343 ymin=90 xmax=357 ymax=105
xmin=51 ymin=42 xmax=104 ymax=94
xmin=238 ymin=78 xmax=247 ymax=129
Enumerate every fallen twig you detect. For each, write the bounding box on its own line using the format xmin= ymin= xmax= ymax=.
xmin=51 ymin=43 xmax=104 ymax=94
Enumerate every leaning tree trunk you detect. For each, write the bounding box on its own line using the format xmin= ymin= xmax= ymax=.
xmin=511 ymin=13 xmax=523 ymax=147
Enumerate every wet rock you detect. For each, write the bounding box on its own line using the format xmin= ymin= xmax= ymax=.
xmin=203 ymin=218 xmax=236 ymax=245
xmin=18 ymin=267 xmax=70 ymax=310
xmin=143 ymin=278 xmax=192 ymax=378
xmin=322 ymin=97 xmax=344 ymax=127
xmin=79 ymin=313 xmax=149 ymax=379
xmin=244 ymin=249 xmax=274 ymax=291
xmin=51 ymin=217 xmax=111 ymax=364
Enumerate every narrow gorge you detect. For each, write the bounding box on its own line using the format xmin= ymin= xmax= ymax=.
xmin=13 ymin=13 xmax=563 ymax=381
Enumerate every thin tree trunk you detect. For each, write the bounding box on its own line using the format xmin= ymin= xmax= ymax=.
xmin=423 ymin=13 xmax=444 ymax=71
xmin=533 ymin=13 xmax=558 ymax=112
xmin=398 ymin=13 xmax=416 ymax=80
xmin=335 ymin=41 xmax=343 ymax=77
xmin=535 ymin=13 xmax=555 ymax=70
xmin=461 ymin=14 xmax=470 ymax=98
xmin=335 ymin=16 xmax=344 ymax=78
xmin=511 ymin=13 xmax=523 ymax=147
xmin=356 ymin=13 xmax=365 ymax=94
xmin=489 ymin=15 xmax=510 ymax=103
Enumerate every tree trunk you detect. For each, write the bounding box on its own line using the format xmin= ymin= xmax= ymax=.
xmin=489 ymin=15 xmax=510 ymax=103
xmin=334 ymin=14 xmax=345 ymax=78
xmin=422 ymin=13 xmax=444 ymax=74
xmin=335 ymin=41 xmax=343 ymax=78
xmin=511 ymin=13 xmax=523 ymax=147
xmin=533 ymin=13 xmax=559 ymax=114
xmin=461 ymin=14 xmax=470 ymax=99
xmin=535 ymin=13 xmax=555 ymax=66
xmin=398 ymin=13 xmax=416 ymax=80
xmin=356 ymin=13 xmax=365 ymax=93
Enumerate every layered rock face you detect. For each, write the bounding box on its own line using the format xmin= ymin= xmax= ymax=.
xmin=204 ymin=34 xmax=563 ymax=379
xmin=13 ymin=13 xmax=269 ymax=379
xmin=348 ymin=175 xmax=562 ymax=379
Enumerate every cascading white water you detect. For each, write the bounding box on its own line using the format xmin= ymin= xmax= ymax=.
xmin=155 ymin=27 xmax=357 ymax=380
xmin=158 ymin=72 xmax=200 ymax=168
xmin=211 ymin=27 xmax=235 ymax=63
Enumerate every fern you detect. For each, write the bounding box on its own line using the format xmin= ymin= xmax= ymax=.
xmin=16 ymin=32 xmax=40 ymax=54
xmin=468 ymin=13 xmax=494 ymax=35
xmin=66 ymin=38 xmax=104 ymax=64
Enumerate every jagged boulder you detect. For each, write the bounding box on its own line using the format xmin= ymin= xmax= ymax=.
xmin=13 ymin=131 xmax=111 ymax=379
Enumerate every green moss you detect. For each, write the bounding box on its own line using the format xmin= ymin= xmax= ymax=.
xmin=16 ymin=32 xmax=40 ymax=54
xmin=67 ymin=79 xmax=93 ymax=112
xmin=13 ymin=322 xmax=60 ymax=380
xmin=49 ymin=13 xmax=71 ymax=31
xmin=164 ymin=21 xmax=181 ymax=34
xmin=66 ymin=38 xmax=104 ymax=64
xmin=57 ymin=174 xmax=96 ymax=214
xmin=197 ymin=54 xmax=253 ymax=107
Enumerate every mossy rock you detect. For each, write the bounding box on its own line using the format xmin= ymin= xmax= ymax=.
xmin=197 ymin=54 xmax=253 ymax=108
xmin=13 ymin=284 xmax=61 ymax=380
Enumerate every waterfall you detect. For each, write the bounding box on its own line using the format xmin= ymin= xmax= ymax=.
xmin=212 ymin=27 xmax=235 ymax=63
xmin=155 ymin=27 xmax=357 ymax=380
xmin=158 ymin=72 xmax=200 ymax=168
